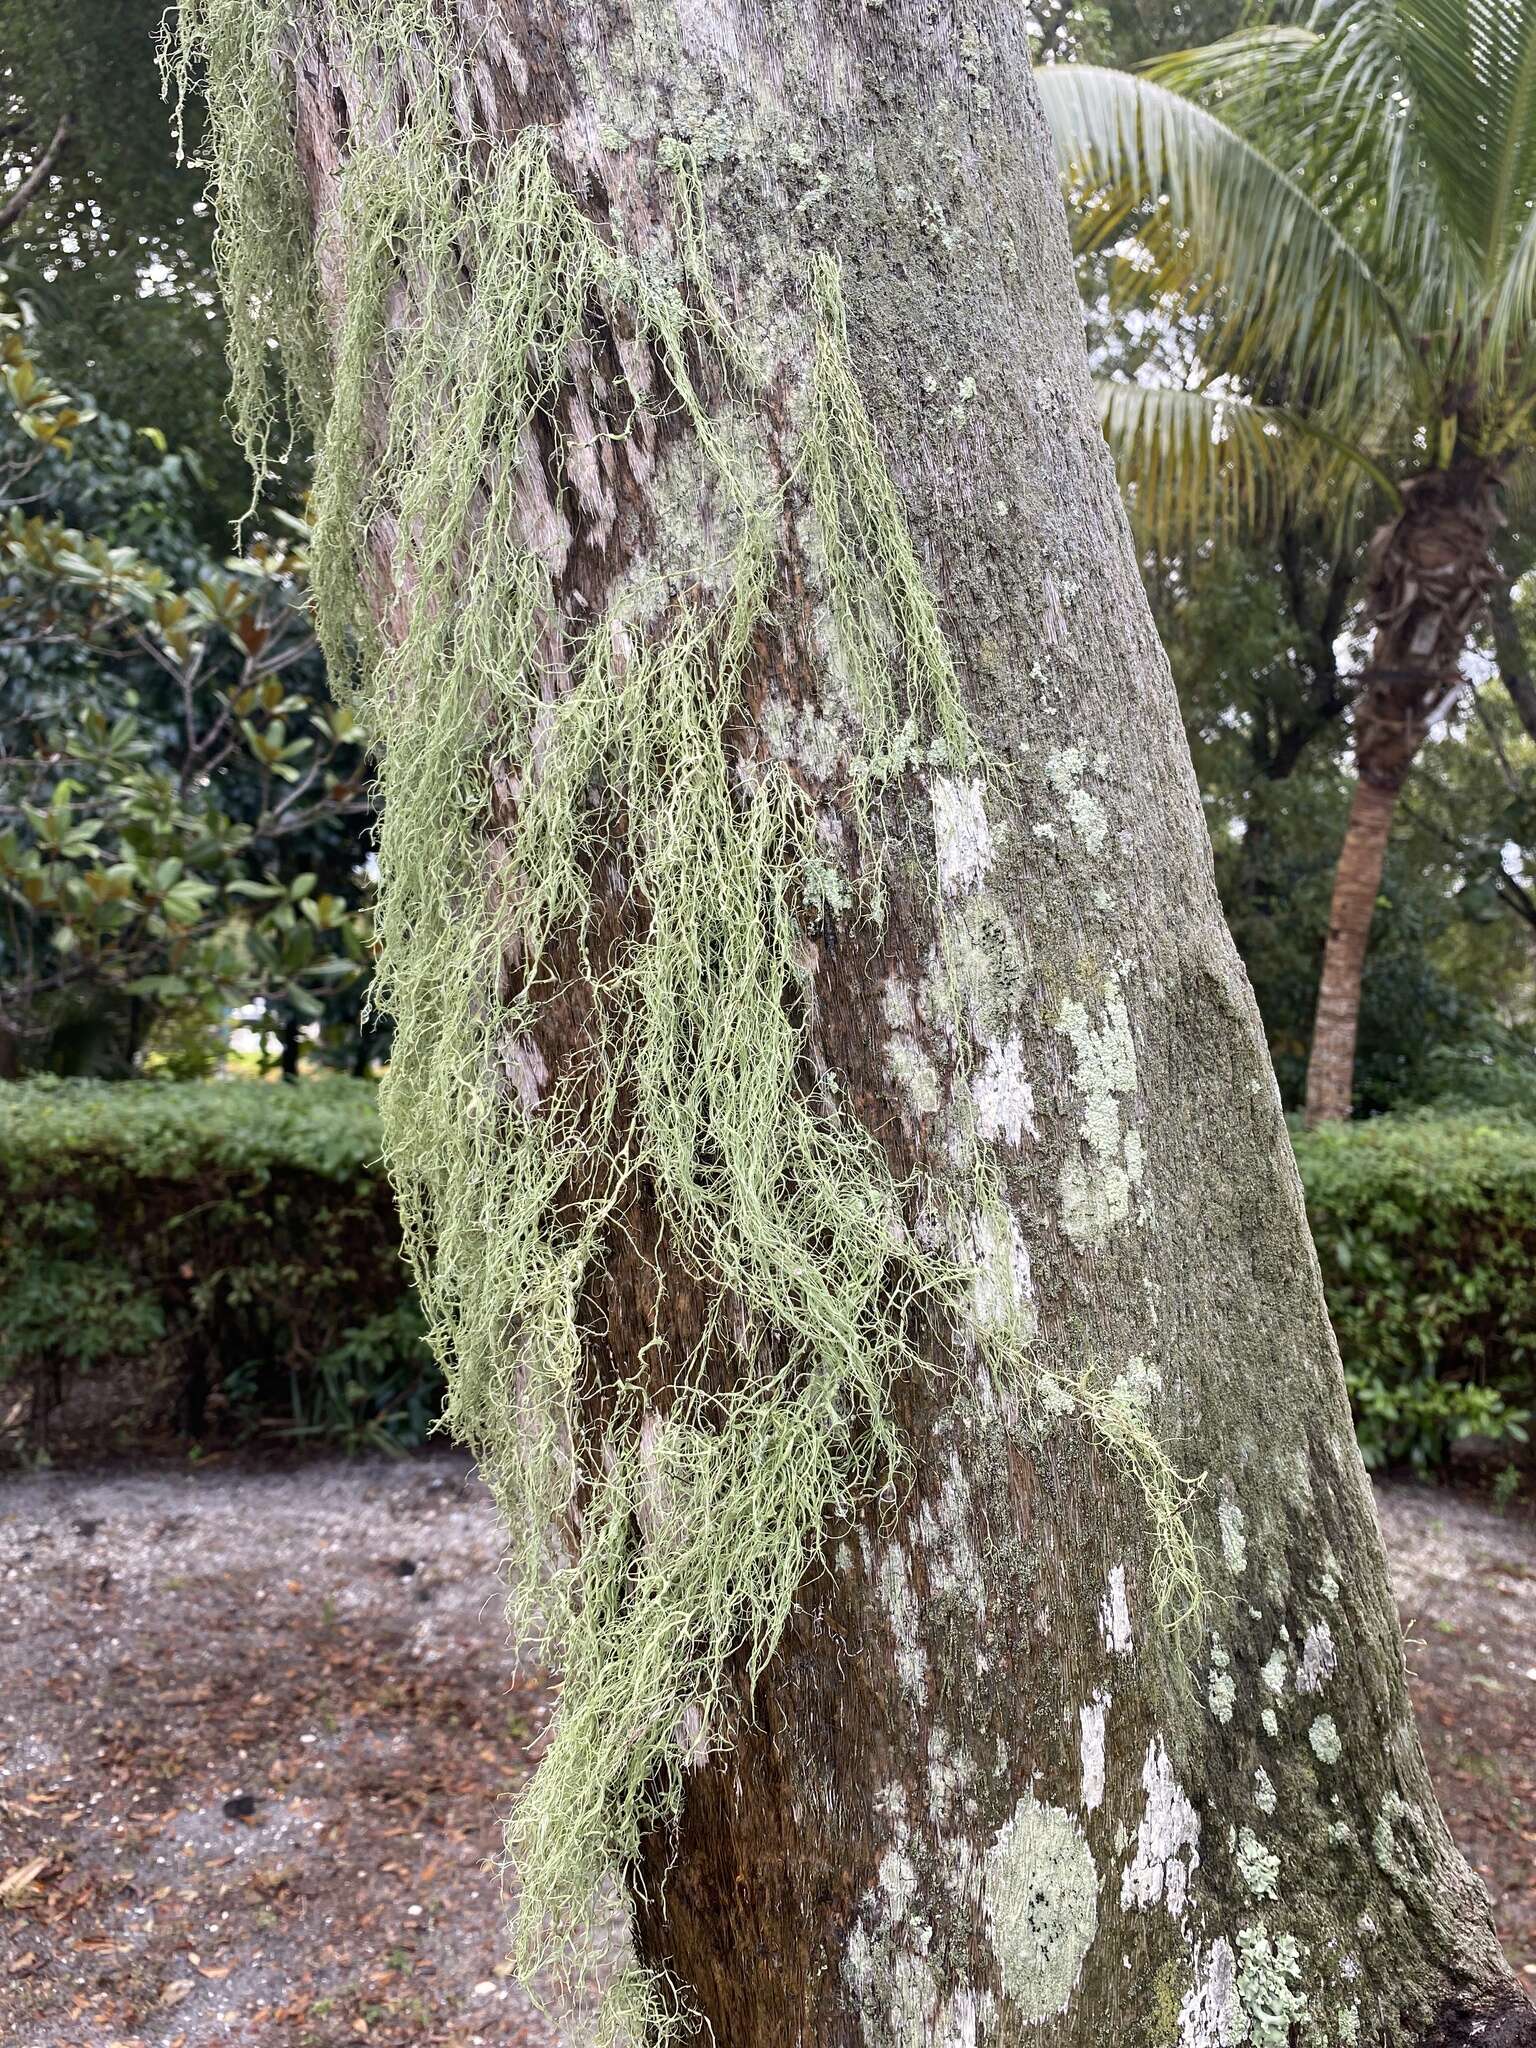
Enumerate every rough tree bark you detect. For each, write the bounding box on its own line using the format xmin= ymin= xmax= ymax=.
xmin=195 ymin=4 xmax=1533 ymax=2042
xmin=1302 ymin=464 xmax=1503 ymax=1127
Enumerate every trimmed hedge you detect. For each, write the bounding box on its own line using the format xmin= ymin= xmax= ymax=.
xmin=1292 ymin=1113 xmax=1535 ymax=1473
xmin=0 ymin=1079 xmax=435 ymax=1459
xmin=2 ymin=1081 xmax=1531 ymax=1473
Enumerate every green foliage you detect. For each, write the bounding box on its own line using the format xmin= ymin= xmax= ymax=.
xmin=0 ymin=293 xmax=375 ymax=1073
xmin=11 ymin=1074 xmax=1529 ymax=1497
xmin=1219 ymin=789 xmax=1491 ymax=1115
xmin=1406 ymin=1039 xmax=1536 ymax=1119
xmin=1151 ymin=537 xmax=1536 ymax=1112
xmin=0 ymin=1078 xmax=434 ymax=1457
xmin=1039 ymin=0 xmax=1536 ymax=548
xmin=1293 ymin=1113 xmax=1536 ymax=1473
xmin=0 ymin=0 xmax=256 ymax=532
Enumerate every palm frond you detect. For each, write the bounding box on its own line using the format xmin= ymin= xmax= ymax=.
xmin=1488 ymin=207 xmax=1536 ymax=408
xmin=1094 ymin=379 xmax=1392 ymax=553
xmin=1467 ymin=0 xmax=1536 ymax=275
xmin=1321 ymin=0 xmax=1536 ymax=280
xmin=1035 ymin=65 xmax=1411 ymax=417
xmin=1145 ymin=15 xmax=1476 ymax=344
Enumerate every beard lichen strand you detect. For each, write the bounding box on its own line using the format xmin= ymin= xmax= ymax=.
xmin=168 ymin=3 xmax=1201 ymax=2028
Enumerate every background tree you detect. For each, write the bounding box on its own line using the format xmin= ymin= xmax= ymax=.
xmin=173 ymin=0 xmax=1534 ymax=2040
xmin=1154 ymin=535 xmax=1524 ymax=1108
xmin=0 ymin=294 xmax=373 ymax=1076
xmin=0 ymin=0 xmax=258 ymax=532
xmin=1038 ymin=0 xmax=1536 ymax=1123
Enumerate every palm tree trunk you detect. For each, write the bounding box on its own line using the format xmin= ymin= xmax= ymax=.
xmin=1303 ymin=463 xmax=1503 ymax=1126
xmin=1303 ymin=772 xmax=1402 ymax=1124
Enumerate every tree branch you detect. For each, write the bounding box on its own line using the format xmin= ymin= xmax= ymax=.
xmin=0 ymin=113 xmax=75 ymax=241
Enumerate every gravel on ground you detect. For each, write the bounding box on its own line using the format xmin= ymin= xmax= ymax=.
xmin=1 ymin=1454 xmax=1531 ymax=2044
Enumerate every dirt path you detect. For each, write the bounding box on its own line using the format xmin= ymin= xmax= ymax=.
xmin=2 ymin=1457 xmax=1532 ymax=2045
xmin=1376 ymin=1485 xmax=1536 ymax=1984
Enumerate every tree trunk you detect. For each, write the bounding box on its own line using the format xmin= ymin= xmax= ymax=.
xmin=1303 ymin=463 xmax=1504 ymax=1127
xmin=1302 ymin=778 xmax=1398 ymax=1125
xmin=180 ymin=4 xmax=1531 ymax=2041
xmin=1490 ymin=578 xmax=1536 ymax=747
xmin=279 ymin=1012 xmax=302 ymax=1082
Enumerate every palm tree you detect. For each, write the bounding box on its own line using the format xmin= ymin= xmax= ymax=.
xmin=1037 ymin=0 xmax=1536 ymax=1123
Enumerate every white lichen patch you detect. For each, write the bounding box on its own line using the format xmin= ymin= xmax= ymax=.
xmin=877 ymin=1543 xmax=929 ymax=1704
xmin=983 ymin=1794 xmax=1099 ymax=2022
xmin=971 ymin=1032 xmax=1037 ymax=1148
xmin=932 ymin=775 xmax=994 ymax=896
xmin=877 ymin=1845 xmax=920 ymax=1923
xmin=1108 ymin=1354 xmax=1161 ymax=1414
xmin=501 ymin=1035 xmax=550 ymax=1113
xmin=885 ymin=1028 xmax=943 ymax=1117
xmin=1207 ymin=1639 xmax=1235 ymax=1725
xmin=1254 ymin=1768 xmax=1276 ymax=1816
xmin=915 ymin=1448 xmax=988 ymax=1621
xmin=1178 ymin=1937 xmax=1237 ymax=2048
xmin=1056 ymin=974 xmax=1144 ymax=1248
xmin=1261 ymin=1708 xmax=1279 ymax=1738
xmin=1045 ymin=747 xmax=1110 ymax=856
xmin=1260 ymin=1649 xmax=1288 ymax=1697
xmin=1373 ymin=1793 xmax=1430 ymax=1883
xmin=1309 ymin=1715 xmax=1342 ymax=1765
xmin=1079 ymin=1691 xmax=1109 ymax=1812
xmin=1121 ymin=1736 xmax=1201 ymax=1919
xmin=1099 ymin=1565 xmax=1132 ymax=1655
xmin=1218 ymin=1498 xmax=1248 ymax=1576
xmin=966 ymin=1208 xmax=1035 ymax=1342
xmin=1236 ymin=1826 xmax=1280 ymax=1900
xmin=1296 ymin=1622 xmax=1336 ymax=1695
xmin=676 ymin=1698 xmax=709 ymax=1769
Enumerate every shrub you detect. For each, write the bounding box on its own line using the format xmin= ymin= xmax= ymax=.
xmin=4 ymin=1083 xmax=1531 ymax=1478
xmin=1292 ymin=1113 xmax=1536 ymax=1474
xmin=0 ymin=1077 xmax=436 ymax=1459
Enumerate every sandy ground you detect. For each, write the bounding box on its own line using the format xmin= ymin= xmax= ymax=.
xmin=1 ymin=1455 xmax=1532 ymax=2045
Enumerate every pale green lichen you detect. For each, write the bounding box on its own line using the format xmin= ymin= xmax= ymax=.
xmin=1254 ymin=1767 xmax=1276 ymax=1815
xmin=1373 ymin=1792 xmax=1429 ymax=1885
xmin=1218 ymin=1497 xmax=1248 ymax=1575
xmin=1207 ymin=1637 xmax=1236 ymax=1724
xmin=1044 ymin=745 xmax=1110 ymax=855
xmin=1056 ymin=970 xmax=1144 ymax=1247
xmin=1234 ymin=1923 xmax=1310 ymax=2048
xmin=983 ymin=1793 xmax=1099 ymax=2020
xmin=1236 ymin=1826 xmax=1280 ymax=1900
xmin=1309 ymin=1714 xmax=1342 ymax=1764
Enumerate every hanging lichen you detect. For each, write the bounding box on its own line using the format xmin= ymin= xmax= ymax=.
xmin=166 ymin=2 xmax=1198 ymax=2031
